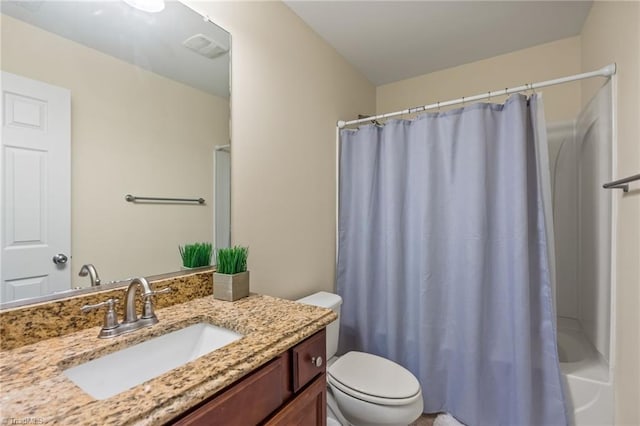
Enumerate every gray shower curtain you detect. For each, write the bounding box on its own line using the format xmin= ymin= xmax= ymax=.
xmin=337 ymin=95 xmax=567 ymax=426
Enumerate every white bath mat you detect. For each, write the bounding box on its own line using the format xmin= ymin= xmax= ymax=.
xmin=434 ymin=413 xmax=465 ymax=426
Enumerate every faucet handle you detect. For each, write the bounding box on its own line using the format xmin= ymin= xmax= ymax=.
xmin=81 ymin=298 xmax=120 ymax=330
xmin=151 ymin=287 xmax=172 ymax=296
xmin=141 ymin=287 xmax=172 ymax=319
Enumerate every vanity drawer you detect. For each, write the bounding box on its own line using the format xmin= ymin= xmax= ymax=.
xmin=292 ymin=328 xmax=326 ymax=392
xmin=172 ymin=354 xmax=288 ymax=426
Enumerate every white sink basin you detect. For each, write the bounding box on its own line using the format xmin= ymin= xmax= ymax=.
xmin=63 ymin=322 xmax=243 ymax=400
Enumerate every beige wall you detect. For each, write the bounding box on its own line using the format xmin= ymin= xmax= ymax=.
xmin=1 ymin=15 xmax=229 ymax=283
xmin=581 ymin=2 xmax=640 ymax=424
xmin=376 ymin=36 xmax=582 ymax=123
xmin=184 ymin=1 xmax=375 ymax=299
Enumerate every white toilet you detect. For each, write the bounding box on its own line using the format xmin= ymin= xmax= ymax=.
xmin=297 ymin=292 xmax=424 ymax=426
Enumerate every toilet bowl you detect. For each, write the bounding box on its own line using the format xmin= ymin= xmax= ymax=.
xmin=297 ymin=292 xmax=424 ymax=426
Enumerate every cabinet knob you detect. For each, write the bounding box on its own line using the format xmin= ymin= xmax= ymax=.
xmin=311 ymin=356 xmax=323 ymax=368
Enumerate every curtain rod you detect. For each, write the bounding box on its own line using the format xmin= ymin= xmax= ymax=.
xmin=337 ymin=63 xmax=616 ymax=129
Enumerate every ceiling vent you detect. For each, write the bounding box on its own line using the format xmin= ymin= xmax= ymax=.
xmin=182 ymin=34 xmax=228 ymax=60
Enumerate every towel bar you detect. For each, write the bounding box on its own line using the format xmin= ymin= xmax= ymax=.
xmin=125 ymin=194 xmax=205 ymax=204
xmin=602 ymin=173 xmax=640 ymax=192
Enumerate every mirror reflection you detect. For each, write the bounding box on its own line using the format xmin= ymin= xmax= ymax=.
xmin=0 ymin=1 xmax=231 ymax=304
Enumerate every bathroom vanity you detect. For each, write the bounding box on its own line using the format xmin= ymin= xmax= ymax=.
xmin=171 ymin=329 xmax=327 ymax=425
xmin=0 ymin=287 xmax=335 ymax=425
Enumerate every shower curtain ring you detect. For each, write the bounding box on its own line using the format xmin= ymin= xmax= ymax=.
xmin=488 ymin=91 xmax=491 ymax=102
xmin=437 ymin=101 xmax=441 ymax=112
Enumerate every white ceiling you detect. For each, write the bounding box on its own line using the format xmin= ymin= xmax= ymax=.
xmin=1 ymin=1 xmax=230 ymax=98
xmin=285 ymin=1 xmax=593 ymax=86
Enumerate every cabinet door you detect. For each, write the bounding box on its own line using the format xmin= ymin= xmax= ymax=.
xmin=265 ymin=373 xmax=326 ymax=426
xmin=172 ymin=355 xmax=287 ymax=426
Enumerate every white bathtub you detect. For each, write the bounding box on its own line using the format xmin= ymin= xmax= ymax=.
xmin=557 ymin=319 xmax=613 ymax=425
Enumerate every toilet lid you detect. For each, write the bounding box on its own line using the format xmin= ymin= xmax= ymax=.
xmin=328 ymin=351 xmax=421 ymax=401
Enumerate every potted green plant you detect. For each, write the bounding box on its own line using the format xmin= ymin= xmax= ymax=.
xmin=213 ymin=246 xmax=249 ymax=301
xmin=179 ymin=242 xmax=213 ymax=269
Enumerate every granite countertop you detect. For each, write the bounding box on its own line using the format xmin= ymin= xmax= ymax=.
xmin=0 ymin=294 xmax=336 ymax=425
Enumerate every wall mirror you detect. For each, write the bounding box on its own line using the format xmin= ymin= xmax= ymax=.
xmin=0 ymin=0 xmax=231 ymax=307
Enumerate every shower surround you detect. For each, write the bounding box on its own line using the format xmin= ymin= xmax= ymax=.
xmin=548 ymin=81 xmax=614 ymax=425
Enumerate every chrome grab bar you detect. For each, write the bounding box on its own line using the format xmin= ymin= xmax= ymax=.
xmin=602 ymin=173 xmax=640 ymax=192
xmin=125 ymin=194 xmax=205 ymax=204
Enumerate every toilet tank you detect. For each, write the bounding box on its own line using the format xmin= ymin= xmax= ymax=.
xmin=296 ymin=291 xmax=342 ymax=359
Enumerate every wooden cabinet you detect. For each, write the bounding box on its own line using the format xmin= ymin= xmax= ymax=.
xmin=171 ymin=354 xmax=290 ymax=426
xmin=170 ymin=329 xmax=326 ymax=426
xmin=265 ymin=374 xmax=326 ymax=426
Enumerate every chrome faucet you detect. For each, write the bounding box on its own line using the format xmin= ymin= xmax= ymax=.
xmin=79 ymin=264 xmax=101 ymax=287
xmin=81 ymin=277 xmax=171 ymax=338
xmin=123 ymin=277 xmax=155 ymax=324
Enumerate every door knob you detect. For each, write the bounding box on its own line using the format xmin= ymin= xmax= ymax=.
xmin=52 ymin=253 xmax=68 ymax=265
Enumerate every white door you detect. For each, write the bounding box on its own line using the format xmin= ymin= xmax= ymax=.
xmin=1 ymin=71 xmax=71 ymax=303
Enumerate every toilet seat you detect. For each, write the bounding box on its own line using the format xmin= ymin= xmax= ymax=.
xmin=328 ymin=351 xmax=422 ymax=406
